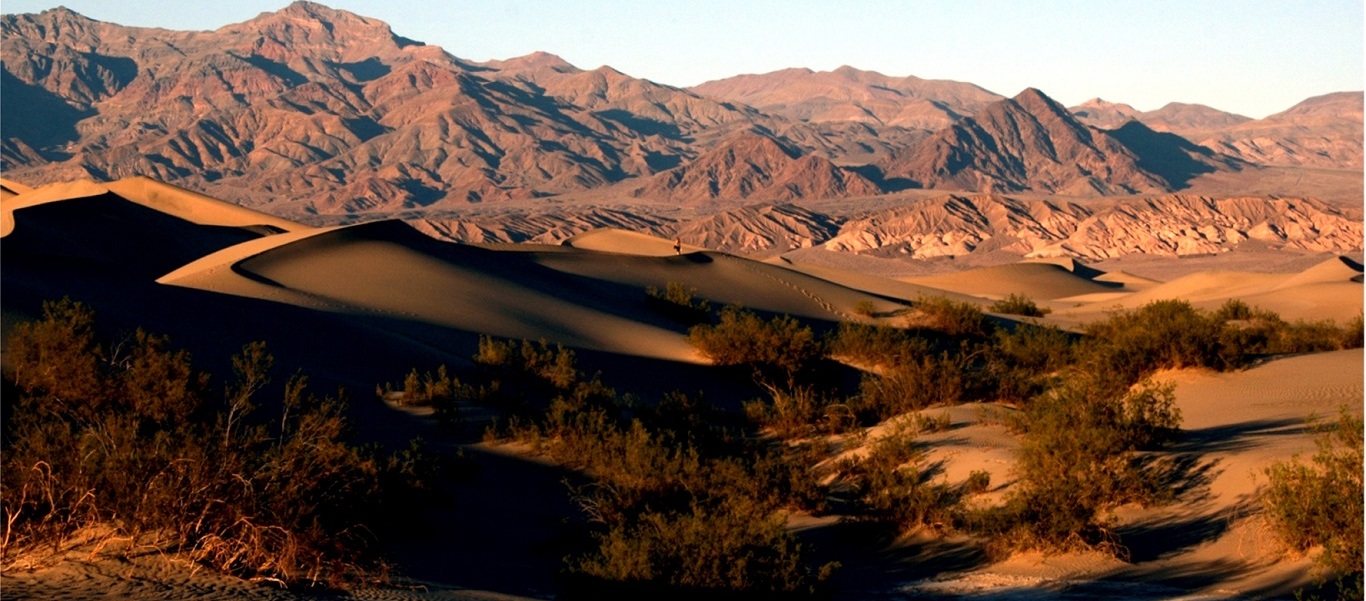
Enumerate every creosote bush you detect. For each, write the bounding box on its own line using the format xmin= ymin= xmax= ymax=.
xmin=980 ymin=324 xmax=1074 ymax=405
xmin=0 ymin=299 xmax=441 ymax=587
xmin=854 ymin=352 xmax=965 ymax=420
xmin=828 ymin=322 xmax=927 ymax=369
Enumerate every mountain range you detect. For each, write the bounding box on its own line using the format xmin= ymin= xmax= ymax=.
xmin=2 ymin=2 xmax=1361 ymax=223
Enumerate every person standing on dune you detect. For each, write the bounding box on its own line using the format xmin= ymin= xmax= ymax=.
xmin=674 ymin=237 xmax=682 ymax=255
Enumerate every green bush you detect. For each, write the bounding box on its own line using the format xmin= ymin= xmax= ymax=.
xmin=0 ymin=299 xmax=440 ymax=587
xmin=1261 ymin=409 xmax=1363 ymax=581
xmin=989 ymin=294 xmax=1051 ymax=318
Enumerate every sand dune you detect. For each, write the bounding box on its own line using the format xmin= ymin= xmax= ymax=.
xmin=0 ymin=179 xmax=111 ymax=237
xmin=104 ymin=176 xmax=307 ymax=233
xmin=2 ymin=177 xmax=305 ymax=238
xmin=564 ymin=228 xmax=699 ymax=256
xmin=1274 ymin=255 xmax=1365 ymax=288
xmin=903 ymin=262 xmax=1124 ymax=301
xmin=528 ymin=247 xmax=906 ymax=321
xmin=1052 ymin=255 xmax=1363 ymax=323
xmin=767 ymin=258 xmax=989 ymax=308
xmin=0 ymin=177 xmax=34 ymax=199
xmin=161 ymin=221 xmax=704 ymax=362
xmin=1090 ymin=269 xmax=1161 ymax=291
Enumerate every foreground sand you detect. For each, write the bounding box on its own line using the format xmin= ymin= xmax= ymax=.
xmin=2 ymin=178 xmax=1362 ymax=600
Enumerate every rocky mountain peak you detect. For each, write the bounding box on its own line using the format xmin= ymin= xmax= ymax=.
xmin=496 ymin=51 xmax=578 ymax=73
xmin=895 ymin=87 xmax=1170 ymax=194
xmin=1070 ymin=98 xmax=1141 ymax=130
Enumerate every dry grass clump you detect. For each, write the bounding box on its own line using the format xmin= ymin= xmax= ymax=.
xmin=1261 ymin=409 xmax=1363 ymax=597
xmin=1 ymin=299 xmax=442 ymax=587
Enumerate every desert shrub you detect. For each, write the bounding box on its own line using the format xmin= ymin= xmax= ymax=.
xmin=979 ymin=324 xmax=1075 ymax=405
xmin=1343 ymin=314 xmax=1365 ymax=350
xmin=853 ymin=352 xmax=966 ymax=421
xmin=5 ymin=297 xmax=106 ymax=409
xmin=965 ymin=470 xmax=992 ymax=494
xmin=1213 ymin=301 xmax=1362 ymax=362
xmin=380 ymin=364 xmax=477 ymax=427
xmin=1261 ymin=409 xmax=1363 ymax=582
xmin=0 ymin=299 xmax=440 ymax=586
xmin=989 ymin=294 xmax=1050 ymax=317
xmin=554 ymin=420 xmax=835 ymax=596
xmin=909 ymin=411 xmax=954 ymax=433
xmin=1273 ymin=319 xmax=1362 ymax=355
xmin=743 ymin=384 xmax=848 ymax=438
xmin=688 ymin=306 xmax=822 ymax=384
xmin=971 ymin=372 xmax=1180 ymax=553
xmin=647 ymin=282 xmax=712 ymax=324
xmin=1082 ymin=300 xmax=1225 ymax=382
xmin=570 ymin=494 xmax=834 ymax=598
xmin=638 ymin=390 xmax=745 ymax=454
xmin=911 ymin=295 xmax=988 ymax=337
xmin=852 ymin=300 xmax=878 ymax=318
xmin=1212 ymin=298 xmax=1259 ymax=322
xmin=834 ymin=428 xmax=959 ymax=530
xmin=828 ymin=322 xmax=927 ymax=369
xmin=469 ymin=336 xmax=601 ymax=416
xmin=477 ymin=343 xmax=835 ymax=595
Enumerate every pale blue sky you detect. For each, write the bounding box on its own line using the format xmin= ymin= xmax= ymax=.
xmin=5 ymin=0 xmax=1361 ymax=118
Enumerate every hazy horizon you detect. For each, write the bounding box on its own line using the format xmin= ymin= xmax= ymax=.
xmin=3 ymin=0 xmax=1362 ymax=119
